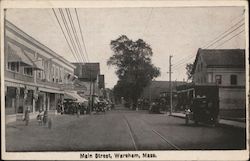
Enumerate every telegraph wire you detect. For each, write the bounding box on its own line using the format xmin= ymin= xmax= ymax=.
xmin=59 ymin=8 xmax=83 ymax=62
xmin=172 ymin=54 xmax=196 ymax=68
xmin=214 ymin=29 xmax=245 ymax=49
xmin=172 ymin=15 xmax=245 ymax=68
xmin=204 ymin=22 xmax=245 ymax=49
xmin=201 ymin=10 xmax=245 ymax=49
xmin=66 ymin=8 xmax=87 ymax=62
xmin=75 ymin=8 xmax=90 ymax=62
xmin=52 ymin=8 xmax=78 ymax=62
xmin=173 ymin=12 xmax=245 ymax=65
xmin=202 ymin=18 xmax=245 ymax=49
xmin=172 ymin=28 xmax=245 ymax=71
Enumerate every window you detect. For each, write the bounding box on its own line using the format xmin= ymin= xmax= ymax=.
xmin=7 ymin=62 xmax=19 ymax=72
xmin=24 ymin=68 xmax=33 ymax=76
xmin=230 ymin=75 xmax=237 ymax=85
xmin=38 ymin=71 xmax=42 ymax=79
xmin=215 ymin=75 xmax=222 ymax=84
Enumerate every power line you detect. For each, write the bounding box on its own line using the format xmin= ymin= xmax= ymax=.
xmin=202 ymin=18 xmax=244 ymax=49
xmin=59 ymin=8 xmax=83 ymax=62
xmin=214 ymin=29 xmax=245 ymax=49
xmin=75 ymin=8 xmax=89 ymax=62
xmin=66 ymin=8 xmax=87 ymax=62
xmin=172 ymin=28 xmax=245 ymax=70
xmin=172 ymin=54 xmax=196 ymax=68
xmin=171 ymin=11 xmax=245 ymax=75
xmin=173 ymin=12 xmax=245 ymax=65
xmin=204 ymin=22 xmax=245 ymax=49
xmin=52 ymin=8 xmax=78 ymax=62
xmin=201 ymin=10 xmax=245 ymax=49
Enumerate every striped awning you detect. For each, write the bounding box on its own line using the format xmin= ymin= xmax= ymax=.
xmin=7 ymin=43 xmax=33 ymax=67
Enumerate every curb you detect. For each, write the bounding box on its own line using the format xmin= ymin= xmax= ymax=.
xmin=170 ymin=114 xmax=246 ymax=129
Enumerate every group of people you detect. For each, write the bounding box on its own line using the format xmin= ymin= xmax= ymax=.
xmin=63 ymin=101 xmax=88 ymax=115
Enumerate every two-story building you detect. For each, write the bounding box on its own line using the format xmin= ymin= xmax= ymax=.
xmin=4 ymin=20 xmax=76 ymax=123
xmin=191 ymin=48 xmax=246 ymax=119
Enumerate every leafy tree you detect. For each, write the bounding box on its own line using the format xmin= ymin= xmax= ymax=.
xmin=107 ymin=35 xmax=160 ymax=108
xmin=185 ymin=63 xmax=193 ymax=82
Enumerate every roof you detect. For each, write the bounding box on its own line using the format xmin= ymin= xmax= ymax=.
xmin=73 ymin=63 xmax=100 ymax=81
xmin=191 ymin=49 xmax=245 ymax=74
xmin=142 ymin=81 xmax=185 ymax=99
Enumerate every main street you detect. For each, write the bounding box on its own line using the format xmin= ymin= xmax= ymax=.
xmin=6 ymin=105 xmax=246 ymax=152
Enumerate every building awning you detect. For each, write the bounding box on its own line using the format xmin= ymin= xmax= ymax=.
xmin=64 ymin=91 xmax=88 ymax=103
xmin=24 ymin=51 xmax=44 ymax=71
xmin=7 ymin=43 xmax=33 ymax=66
xmin=94 ymin=97 xmax=100 ymax=104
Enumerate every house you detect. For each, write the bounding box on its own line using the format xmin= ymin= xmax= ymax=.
xmin=4 ymin=20 xmax=76 ymax=123
xmin=191 ymin=48 xmax=246 ymax=119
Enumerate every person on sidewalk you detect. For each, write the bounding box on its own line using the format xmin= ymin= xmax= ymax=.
xmin=24 ymin=106 xmax=30 ymax=126
xmin=37 ymin=109 xmax=44 ymax=126
xmin=43 ymin=109 xmax=48 ymax=125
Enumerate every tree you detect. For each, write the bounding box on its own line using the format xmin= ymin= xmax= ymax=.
xmin=107 ymin=35 xmax=160 ymax=108
xmin=185 ymin=63 xmax=193 ymax=82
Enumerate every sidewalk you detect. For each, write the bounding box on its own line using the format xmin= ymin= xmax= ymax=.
xmin=171 ymin=112 xmax=246 ymax=128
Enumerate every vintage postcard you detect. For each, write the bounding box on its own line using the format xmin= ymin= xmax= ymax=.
xmin=1 ymin=0 xmax=249 ymax=160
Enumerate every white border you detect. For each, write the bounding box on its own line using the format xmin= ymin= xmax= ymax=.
xmin=1 ymin=0 xmax=249 ymax=160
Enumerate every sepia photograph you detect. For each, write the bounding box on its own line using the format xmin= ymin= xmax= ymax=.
xmin=1 ymin=0 xmax=249 ymax=160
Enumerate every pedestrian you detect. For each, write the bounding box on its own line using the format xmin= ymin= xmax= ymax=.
xmin=77 ymin=103 xmax=81 ymax=118
xmin=37 ymin=109 xmax=44 ymax=126
xmin=43 ymin=109 xmax=48 ymax=125
xmin=24 ymin=106 xmax=30 ymax=126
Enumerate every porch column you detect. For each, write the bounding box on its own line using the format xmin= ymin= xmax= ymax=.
xmin=16 ymin=87 xmax=20 ymax=114
xmin=47 ymin=93 xmax=50 ymax=111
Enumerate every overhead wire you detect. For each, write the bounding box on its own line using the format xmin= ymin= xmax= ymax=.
xmin=66 ymin=8 xmax=87 ymax=62
xmin=204 ymin=22 xmax=245 ymax=49
xmin=75 ymin=8 xmax=90 ymax=62
xmin=202 ymin=18 xmax=245 ymax=49
xmin=59 ymin=8 xmax=83 ymax=62
xmin=214 ymin=29 xmax=245 ymax=49
xmin=52 ymin=8 xmax=78 ymax=62
xmin=172 ymin=12 xmax=245 ymax=69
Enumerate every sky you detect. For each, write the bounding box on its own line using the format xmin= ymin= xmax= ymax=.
xmin=6 ymin=7 xmax=246 ymax=88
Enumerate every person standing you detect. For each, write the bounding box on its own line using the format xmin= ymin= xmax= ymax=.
xmin=24 ymin=106 xmax=30 ymax=126
xmin=43 ymin=109 xmax=48 ymax=125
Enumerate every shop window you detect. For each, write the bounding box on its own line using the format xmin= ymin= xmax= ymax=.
xmin=230 ymin=75 xmax=237 ymax=85
xmin=215 ymin=75 xmax=222 ymax=84
xmin=24 ymin=68 xmax=33 ymax=76
xmin=7 ymin=62 xmax=19 ymax=72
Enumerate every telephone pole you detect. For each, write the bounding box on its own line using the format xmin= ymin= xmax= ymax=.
xmin=169 ymin=55 xmax=173 ymax=115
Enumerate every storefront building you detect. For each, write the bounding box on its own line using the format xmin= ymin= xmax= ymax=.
xmin=4 ymin=20 xmax=76 ymax=123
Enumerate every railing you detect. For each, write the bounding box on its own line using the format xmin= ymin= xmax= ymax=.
xmin=5 ymin=70 xmax=34 ymax=82
xmin=36 ymin=79 xmax=61 ymax=88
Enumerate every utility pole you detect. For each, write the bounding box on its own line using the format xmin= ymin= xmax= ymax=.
xmin=169 ymin=55 xmax=173 ymax=115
